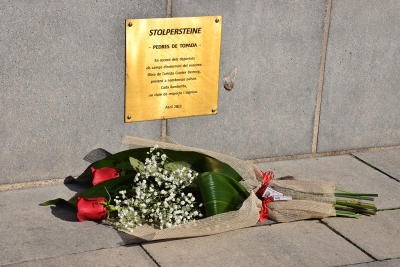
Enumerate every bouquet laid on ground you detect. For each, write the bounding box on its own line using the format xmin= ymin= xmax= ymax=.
xmin=43 ymin=137 xmax=378 ymax=241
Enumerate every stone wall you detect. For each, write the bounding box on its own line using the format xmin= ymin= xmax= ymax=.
xmin=1 ymin=0 xmax=399 ymax=184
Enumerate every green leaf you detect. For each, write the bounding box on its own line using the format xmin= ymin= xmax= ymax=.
xmin=129 ymin=157 xmax=145 ymax=172
xmin=75 ymin=148 xmax=208 ymax=185
xmin=42 ymin=174 xmax=136 ymax=209
xmin=41 ymin=198 xmax=74 ymax=207
xmin=197 ymin=172 xmax=250 ymax=217
xmin=74 ymin=148 xmax=151 ymax=185
xmin=74 ymin=148 xmax=240 ymax=185
xmin=164 ymin=161 xmax=191 ymax=172
xmin=72 ymin=174 xmax=136 ymax=205
xmin=193 ymin=156 xmax=242 ymax=181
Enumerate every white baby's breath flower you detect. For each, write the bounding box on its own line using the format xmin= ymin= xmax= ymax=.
xmin=113 ymin=146 xmax=202 ymax=231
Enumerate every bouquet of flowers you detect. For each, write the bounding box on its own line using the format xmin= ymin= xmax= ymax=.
xmin=43 ymin=136 xmax=378 ymax=241
xmin=43 ymin=137 xmax=263 ymax=241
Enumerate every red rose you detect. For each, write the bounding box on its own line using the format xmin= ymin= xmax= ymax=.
xmin=91 ymin=167 xmax=121 ymax=186
xmin=76 ymin=196 xmax=108 ymax=221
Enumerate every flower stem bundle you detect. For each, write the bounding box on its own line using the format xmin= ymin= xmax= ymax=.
xmin=261 ymin=178 xmax=379 ymax=222
xmin=334 ymin=190 xmax=378 ymax=218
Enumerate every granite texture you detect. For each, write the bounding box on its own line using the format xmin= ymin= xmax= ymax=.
xmin=168 ymin=0 xmax=326 ymax=159
xmin=3 ymin=246 xmax=158 ymax=267
xmin=324 ymin=210 xmax=400 ymax=260
xmin=143 ymin=220 xmax=372 ymax=267
xmin=342 ymin=259 xmax=400 ymax=267
xmin=0 ymin=185 xmax=124 ymax=265
xmin=318 ymin=0 xmax=400 ymax=152
xmin=353 ymin=149 xmax=400 ymax=182
xmin=0 ymin=1 xmax=165 ymax=184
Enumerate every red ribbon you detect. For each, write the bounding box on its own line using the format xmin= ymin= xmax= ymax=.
xmin=256 ymin=170 xmax=274 ymax=199
xmin=259 ymin=198 xmax=273 ymax=222
xmin=257 ymin=170 xmax=274 ymax=222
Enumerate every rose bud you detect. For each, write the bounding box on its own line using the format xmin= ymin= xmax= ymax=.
xmin=76 ymin=196 xmax=108 ymax=221
xmin=91 ymin=167 xmax=121 ymax=186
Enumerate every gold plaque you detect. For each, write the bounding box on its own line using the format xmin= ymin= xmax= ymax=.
xmin=125 ymin=16 xmax=222 ymax=122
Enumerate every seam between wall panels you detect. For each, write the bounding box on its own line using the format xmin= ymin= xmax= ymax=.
xmin=160 ymin=0 xmax=172 ymax=141
xmin=167 ymin=0 xmax=172 ymax=18
xmin=312 ymin=0 xmax=332 ymax=154
xmin=161 ymin=0 xmax=172 ymax=140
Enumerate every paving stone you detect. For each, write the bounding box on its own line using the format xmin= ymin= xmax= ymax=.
xmin=318 ymin=0 xmax=400 ymax=152
xmin=143 ymin=220 xmax=372 ymax=267
xmin=323 ymin=210 xmax=400 ymax=261
xmin=353 ymin=149 xmax=400 ymax=182
xmin=168 ymin=0 xmax=326 ymax=159
xmin=3 ymin=246 xmax=157 ymax=267
xmin=256 ymin=155 xmax=400 ymax=209
xmin=0 ymin=185 xmax=125 ymax=265
xmin=342 ymin=259 xmax=400 ymax=267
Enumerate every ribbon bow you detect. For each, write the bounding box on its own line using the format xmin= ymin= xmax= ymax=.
xmin=257 ymin=170 xmax=274 ymax=222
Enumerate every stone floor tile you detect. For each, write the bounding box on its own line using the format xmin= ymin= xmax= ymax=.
xmin=3 ymin=246 xmax=157 ymax=267
xmin=0 ymin=185 xmax=123 ymax=265
xmin=323 ymin=210 xmax=400 ymax=260
xmin=143 ymin=220 xmax=372 ymax=267
xmin=342 ymin=258 xmax=400 ymax=267
xmin=353 ymin=149 xmax=400 ymax=182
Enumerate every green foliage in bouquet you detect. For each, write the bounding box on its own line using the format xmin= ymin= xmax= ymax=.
xmin=42 ymin=147 xmax=250 ymax=223
xmin=192 ymin=155 xmax=249 ymax=216
xmin=197 ymin=172 xmax=249 ymax=216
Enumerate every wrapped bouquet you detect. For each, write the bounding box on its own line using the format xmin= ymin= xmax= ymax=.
xmin=43 ymin=136 xmax=377 ymax=241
